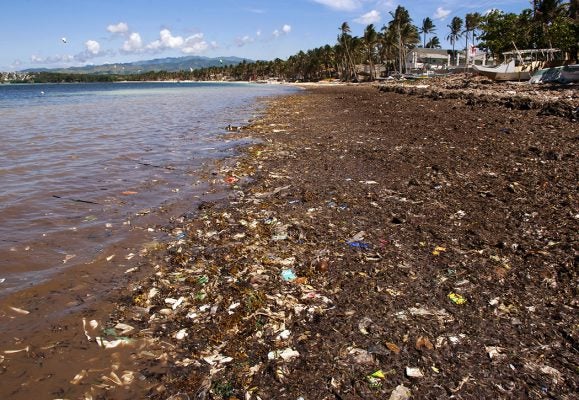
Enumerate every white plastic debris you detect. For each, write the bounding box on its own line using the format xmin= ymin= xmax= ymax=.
xmin=82 ymin=318 xmax=99 ymax=341
xmin=63 ymin=254 xmax=76 ymax=263
xmin=203 ymin=353 xmax=233 ymax=365
xmin=349 ymin=231 xmax=366 ymax=242
xmin=540 ymin=365 xmax=563 ymax=384
xmin=148 ymin=287 xmax=159 ymax=300
xmin=172 ymin=296 xmax=186 ymax=310
xmin=96 ymin=337 xmax=131 ymax=349
xmin=174 ymin=329 xmax=188 ymax=340
xmin=8 ymin=306 xmax=30 ymax=315
xmin=349 ymin=348 xmax=375 ymax=365
xmin=276 ymin=330 xmax=291 ymax=340
xmin=4 ymin=346 xmax=30 ymax=354
xmin=114 ymin=323 xmax=135 ymax=335
xmin=267 ymin=347 xmax=300 ymax=361
xmin=486 ymin=346 xmax=506 ymax=360
xmin=406 ymin=367 xmax=424 ymax=378
xmin=228 ymin=302 xmax=241 ymax=314
xmin=358 ymin=317 xmax=373 ymax=335
xmin=389 ymin=384 xmax=412 ymax=400
xmin=70 ymin=369 xmax=88 ymax=384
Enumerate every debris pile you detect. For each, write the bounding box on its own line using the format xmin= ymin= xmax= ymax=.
xmin=379 ymin=74 xmax=578 ymax=120
xmin=10 ymin=84 xmax=573 ymax=399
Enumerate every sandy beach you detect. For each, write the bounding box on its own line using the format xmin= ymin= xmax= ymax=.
xmin=1 ymin=82 xmax=577 ymax=399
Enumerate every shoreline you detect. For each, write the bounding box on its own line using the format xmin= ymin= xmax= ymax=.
xmin=1 ymin=84 xmax=577 ymax=399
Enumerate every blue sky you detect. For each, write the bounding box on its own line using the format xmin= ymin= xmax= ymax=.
xmin=1 ymin=0 xmax=531 ymax=71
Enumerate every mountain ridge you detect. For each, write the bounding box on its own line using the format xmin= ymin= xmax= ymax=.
xmin=22 ymin=55 xmax=253 ymax=75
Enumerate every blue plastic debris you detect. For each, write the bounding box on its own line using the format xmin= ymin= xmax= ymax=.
xmin=281 ymin=269 xmax=297 ymax=282
xmin=347 ymin=241 xmax=371 ymax=250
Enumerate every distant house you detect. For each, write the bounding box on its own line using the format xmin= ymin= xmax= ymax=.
xmin=406 ymin=48 xmax=488 ymax=71
xmin=407 ymin=48 xmax=452 ymax=70
xmin=355 ymin=64 xmax=386 ymax=79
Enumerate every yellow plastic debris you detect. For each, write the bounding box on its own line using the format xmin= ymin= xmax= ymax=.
xmin=370 ymin=370 xmax=385 ymax=379
xmin=448 ymin=292 xmax=467 ymax=305
xmin=432 ymin=246 xmax=447 ymax=256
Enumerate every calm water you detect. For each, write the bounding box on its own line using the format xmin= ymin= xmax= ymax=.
xmin=0 ymin=82 xmax=294 ymax=295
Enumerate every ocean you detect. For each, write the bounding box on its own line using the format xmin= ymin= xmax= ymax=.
xmin=0 ymin=81 xmax=295 ymax=296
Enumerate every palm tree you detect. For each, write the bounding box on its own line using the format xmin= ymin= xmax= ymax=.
xmin=420 ymin=17 xmax=436 ymax=48
xmin=447 ymin=16 xmax=463 ymax=65
xmin=426 ymin=36 xmax=441 ymax=48
xmin=464 ymin=13 xmax=481 ymax=66
xmin=388 ymin=6 xmax=420 ymax=73
xmin=363 ymin=24 xmax=378 ymax=80
xmin=379 ymin=24 xmax=398 ymax=73
xmin=339 ymin=22 xmax=355 ymax=80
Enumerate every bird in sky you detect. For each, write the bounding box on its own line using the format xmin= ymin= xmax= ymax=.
xmin=61 ymin=37 xmax=67 ymax=44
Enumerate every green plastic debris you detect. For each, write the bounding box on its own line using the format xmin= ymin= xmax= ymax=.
xmin=366 ymin=369 xmax=385 ymax=389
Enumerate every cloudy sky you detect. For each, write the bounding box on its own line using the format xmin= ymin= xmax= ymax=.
xmin=1 ymin=0 xmax=530 ymax=70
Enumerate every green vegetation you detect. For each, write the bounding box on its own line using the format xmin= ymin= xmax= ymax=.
xmin=479 ymin=1 xmax=578 ymax=59
xmin=29 ymin=72 xmax=119 ymax=83
xmin=5 ymin=1 xmax=576 ymax=84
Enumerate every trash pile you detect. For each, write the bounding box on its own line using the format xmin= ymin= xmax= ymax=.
xmin=73 ymin=84 xmax=576 ymax=399
xmin=379 ymin=74 xmax=578 ymax=120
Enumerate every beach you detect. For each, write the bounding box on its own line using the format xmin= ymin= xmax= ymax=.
xmin=1 ymin=83 xmax=577 ymax=399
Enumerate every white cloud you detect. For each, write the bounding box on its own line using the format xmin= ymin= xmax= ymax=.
xmin=375 ymin=0 xmax=394 ymax=9
xmin=122 ymin=32 xmax=143 ymax=52
xmin=31 ymin=55 xmax=44 ymax=63
xmin=107 ymin=22 xmax=129 ymax=35
xmin=182 ymin=33 xmax=209 ymax=54
xmin=273 ymin=24 xmax=292 ymax=38
xmin=160 ymin=29 xmax=184 ymax=48
xmin=312 ymin=0 xmax=360 ymax=11
xmin=118 ymin=28 xmax=211 ymax=55
xmin=433 ymin=7 xmax=451 ymax=20
xmin=236 ymin=35 xmax=254 ymax=47
xmin=31 ymin=54 xmax=74 ymax=64
xmin=85 ymin=40 xmax=101 ymax=55
xmin=354 ymin=10 xmax=381 ymax=24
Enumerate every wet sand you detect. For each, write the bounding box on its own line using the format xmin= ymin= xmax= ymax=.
xmin=1 ymin=83 xmax=577 ymax=399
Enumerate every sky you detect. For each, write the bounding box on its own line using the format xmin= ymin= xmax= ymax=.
xmin=1 ymin=0 xmax=532 ymax=71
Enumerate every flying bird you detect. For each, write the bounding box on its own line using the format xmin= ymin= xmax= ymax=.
xmin=61 ymin=37 xmax=67 ymax=44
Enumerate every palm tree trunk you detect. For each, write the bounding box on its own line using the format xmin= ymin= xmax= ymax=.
xmin=465 ymin=31 xmax=469 ymax=69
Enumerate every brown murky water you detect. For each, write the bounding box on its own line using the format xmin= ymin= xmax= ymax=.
xmin=0 ymin=82 xmax=295 ymax=398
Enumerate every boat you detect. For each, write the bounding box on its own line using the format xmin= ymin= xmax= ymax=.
xmin=530 ymin=64 xmax=579 ymax=84
xmin=473 ymin=48 xmax=561 ymax=81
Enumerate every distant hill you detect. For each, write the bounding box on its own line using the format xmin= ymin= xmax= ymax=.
xmin=22 ymin=56 xmax=252 ymax=75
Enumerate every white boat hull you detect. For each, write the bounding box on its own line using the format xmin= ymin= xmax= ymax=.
xmin=473 ymin=59 xmax=543 ymax=81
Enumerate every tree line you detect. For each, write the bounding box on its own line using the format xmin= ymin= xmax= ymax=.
xmin=15 ymin=1 xmax=579 ymax=84
xmin=195 ymin=1 xmax=577 ymax=81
